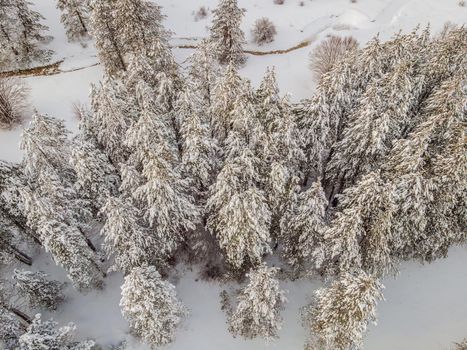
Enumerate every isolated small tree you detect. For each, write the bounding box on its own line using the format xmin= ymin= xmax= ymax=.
xmin=306 ymin=270 xmax=384 ymax=350
xmin=100 ymin=196 xmax=159 ymax=274
xmin=209 ymin=0 xmax=246 ymax=65
xmin=120 ymin=265 xmax=186 ymax=348
xmin=89 ymin=0 xmax=126 ymax=76
xmin=309 ymin=35 xmax=358 ymax=82
xmin=281 ymin=180 xmax=327 ymax=274
xmin=18 ymin=314 xmax=95 ymax=350
xmin=229 ymin=264 xmax=286 ymax=340
xmin=14 ymin=0 xmax=54 ymax=67
xmin=0 ymin=77 xmax=29 ymax=129
xmin=56 ymin=0 xmax=91 ymax=42
xmin=12 ymin=269 xmax=66 ymax=310
xmin=252 ymin=18 xmax=277 ymax=46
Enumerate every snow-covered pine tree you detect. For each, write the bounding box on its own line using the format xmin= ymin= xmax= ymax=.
xmin=90 ymin=77 xmax=138 ymax=164
xmin=20 ymin=114 xmax=103 ymax=290
xmin=325 ymin=60 xmax=422 ymax=195
xmin=210 ymin=62 xmax=244 ymax=144
xmin=209 ymin=0 xmax=246 ymax=66
xmin=18 ymin=314 xmax=95 ymax=350
xmin=306 ymin=270 xmax=384 ymax=350
xmin=324 ymin=171 xmax=395 ymax=276
xmin=0 ymin=306 xmax=25 ymax=349
xmin=120 ymin=265 xmax=186 ymax=348
xmin=100 ymin=196 xmax=158 ymax=274
xmin=179 ymin=82 xmax=218 ymax=194
xmin=0 ymin=160 xmax=39 ymax=249
xmin=125 ymin=82 xmax=200 ymax=256
xmin=113 ymin=0 xmax=169 ymax=58
xmin=281 ymin=180 xmax=327 ymax=275
xmin=186 ymin=39 xmax=221 ymax=108
xmin=14 ymin=0 xmax=53 ymax=67
xmin=207 ymin=143 xmax=271 ymax=269
xmin=12 ymin=269 xmax=65 ymax=310
xmin=385 ymin=73 xmax=467 ymax=263
xmin=89 ymin=0 xmax=126 ymax=76
xmin=229 ymin=264 xmax=286 ymax=340
xmin=21 ymin=115 xmax=91 ymax=231
xmin=0 ymin=0 xmax=20 ymax=69
xmin=70 ymin=137 xmax=120 ymax=212
xmin=56 ymin=0 xmax=91 ymax=42
xmin=294 ymin=50 xmax=359 ymax=181
xmin=255 ymin=68 xmax=304 ymax=231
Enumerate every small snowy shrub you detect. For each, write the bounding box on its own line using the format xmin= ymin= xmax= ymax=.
xmin=195 ymin=6 xmax=209 ymax=21
xmin=252 ymin=18 xmax=277 ymax=45
xmin=459 ymin=0 xmax=465 ymax=6
xmin=274 ymin=0 xmax=285 ymax=4
xmin=0 ymin=78 xmax=29 ymax=129
xmin=299 ymin=1 xmax=305 ymax=6
xmin=309 ymin=35 xmax=358 ymax=82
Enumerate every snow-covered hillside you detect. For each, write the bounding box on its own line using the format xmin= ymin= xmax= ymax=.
xmin=0 ymin=1 xmax=466 ymax=350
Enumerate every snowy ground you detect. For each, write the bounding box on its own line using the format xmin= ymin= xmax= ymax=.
xmin=1 ymin=0 xmax=466 ymax=349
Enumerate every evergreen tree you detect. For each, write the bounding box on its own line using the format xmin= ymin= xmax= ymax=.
xmin=125 ymin=82 xmax=200 ymax=256
xmin=0 ymin=306 xmax=25 ymax=349
xmin=229 ymin=264 xmax=286 ymax=341
xmin=281 ymin=180 xmax=327 ymax=274
xmin=207 ymin=145 xmax=271 ymax=269
xmin=179 ymin=83 xmax=218 ymax=193
xmin=0 ymin=0 xmax=20 ymax=69
xmin=186 ymin=39 xmax=221 ymax=108
xmin=18 ymin=314 xmax=95 ymax=350
xmin=209 ymin=0 xmax=246 ymax=66
xmin=56 ymin=0 xmax=91 ymax=42
xmin=20 ymin=115 xmax=103 ymax=290
xmin=12 ymin=269 xmax=65 ymax=310
xmin=324 ymin=171 xmax=394 ymax=276
xmin=100 ymin=196 xmax=158 ymax=274
xmin=14 ymin=0 xmax=53 ymax=67
xmin=210 ymin=62 xmax=244 ymax=144
xmin=89 ymin=0 xmax=126 ymax=76
xmin=70 ymin=137 xmax=120 ymax=211
xmin=120 ymin=265 xmax=186 ymax=348
xmin=326 ymin=60 xmax=423 ymax=192
xmin=90 ymin=77 xmax=138 ymax=164
xmin=306 ymin=271 xmax=384 ymax=350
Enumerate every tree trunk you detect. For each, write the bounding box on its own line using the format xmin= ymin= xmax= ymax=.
xmin=9 ymin=244 xmax=32 ymax=266
xmin=8 ymin=306 xmax=32 ymax=324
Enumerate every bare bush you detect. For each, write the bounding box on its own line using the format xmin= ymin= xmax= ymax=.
xmin=195 ymin=6 xmax=209 ymax=21
xmin=274 ymin=0 xmax=285 ymax=4
xmin=309 ymin=35 xmax=358 ymax=82
xmin=299 ymin=1 xmax=305 ymax=6
xmin=459 ymin=0 xmax=465 ymax=6
xmin=252 ymin=18 xmax=277 ymax=46
xmin=0 ymin=78 xmax=29 ymax=129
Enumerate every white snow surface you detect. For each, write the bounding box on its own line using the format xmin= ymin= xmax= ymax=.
xmin=1 ymin=0 xmax=466 ymax=349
